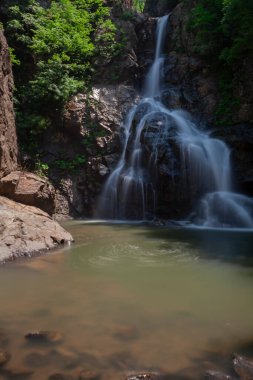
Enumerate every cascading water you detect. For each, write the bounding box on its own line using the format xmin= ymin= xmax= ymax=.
xmin=96 ymin=15 xmax=253 ymax=228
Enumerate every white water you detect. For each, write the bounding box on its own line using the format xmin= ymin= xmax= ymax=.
xmin=96 ymin=15 xmax=253 ymax=228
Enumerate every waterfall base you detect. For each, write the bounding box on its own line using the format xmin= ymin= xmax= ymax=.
xmin=188 ymin=191 xmax=253 ymax=229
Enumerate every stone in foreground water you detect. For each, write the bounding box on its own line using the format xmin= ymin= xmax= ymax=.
xmin=233 ymin=354 xmax=253 ymax=380
xmin=205 ymin=370 xmax=236 ymax=380
xmin=25 ymin=330 xmax=62 ymax=344
xmin=0 ymin=350 xmax=10 ymax=367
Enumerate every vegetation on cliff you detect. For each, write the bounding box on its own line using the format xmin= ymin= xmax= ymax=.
xmin=1 ymin=0 xmax=253 ymax=157
xmin=189 ymin=0 xmax=253 ymax=124
xmin=3 ymin=0 xmax=122 ymax=154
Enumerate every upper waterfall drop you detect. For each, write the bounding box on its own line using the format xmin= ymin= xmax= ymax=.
xmin=144 ymin=15 xmax=169 ymax=98
xmin=95 ymin=15 xmax=253 ymax=228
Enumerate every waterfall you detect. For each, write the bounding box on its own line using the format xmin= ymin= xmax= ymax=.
xmin=95 ymin=15 xmax=253 ymax=228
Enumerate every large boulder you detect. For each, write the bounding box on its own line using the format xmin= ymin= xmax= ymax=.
xmin=0 ymin=196 xmax=73 ymax=263
xmin=0 ymin=171 xmax=55 ymax=215
xmin=63 ymin=85 xmax=139 ymax=141
xmin=0 ymin=29 xmax=18 ymax=178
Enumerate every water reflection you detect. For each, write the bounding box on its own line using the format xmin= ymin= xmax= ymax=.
xmin=134 ymin=225 xmax=253 ymax=267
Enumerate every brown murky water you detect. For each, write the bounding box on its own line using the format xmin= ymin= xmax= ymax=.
xmin=0 ymin=222 xmax=253 ymax=379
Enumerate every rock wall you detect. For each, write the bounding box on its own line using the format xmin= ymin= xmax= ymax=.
xmin=144 ymin=0 xmax=180 ymax=16
xmin=0 ymin=29 xmax=18 ymax=179
xmin=163 ymin=1 xmax=253 ymax=195
xmin=0 ymin=29 xmax=73 ymax=260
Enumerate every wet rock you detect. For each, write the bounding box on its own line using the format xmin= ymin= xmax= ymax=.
xmin=63 ymin=85 xmax=139 ymax=143
xmin=24 ymin=352 xmax=50 ymax=368
xmin=79 ymin=369 xmax=101 ymax=380
xmin=77 ymin=352 xmax=102 ymax=369
xmin=205 ymin=370 xmax=235 ymax=380
xmin=25 ymin=330 xmax=62 ymax=344
xmin=0 ymin=30 xmax=18 ymax=179
xmin=0 ymin=171 xmax=56 ymax=215
xmin=0 ymin=196 xmax=73 ymax=263
xmin=233 ymin=354 xmax=253 ymax=380
xmin=0 ymin=350 xmax=10 ymax=367
xmin=126 ymin=373 xmax=164 ymax=380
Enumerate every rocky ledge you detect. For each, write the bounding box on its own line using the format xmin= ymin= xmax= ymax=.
xmin=0 ymin=196 xmax=73 ymax=263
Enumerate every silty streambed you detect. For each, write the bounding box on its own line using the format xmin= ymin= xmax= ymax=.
xmin=0 ymin=221 xmax=253 ymax=379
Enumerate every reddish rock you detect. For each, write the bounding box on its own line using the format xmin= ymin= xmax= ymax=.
xmin=79 ymin=370 xmax=101 ymax=380
xmin=0 ymin=196 xmax=73 ymax=262
xmin=0 ymin=171 xmax=55 ymax=215
xmin=0 ymin=30 xmax=18 ymax=179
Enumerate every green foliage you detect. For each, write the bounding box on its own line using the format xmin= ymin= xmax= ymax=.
xmin=190 ymin=0 xmax=253 ymax=123
xmin=5 ymin=0 xmax=120 ymax=155
xmin=133 ymin=0 xmax=145 ymax=12
xmin=190 ymin=0 xmax=253 ymax=63
xmin=189 ymin=0 xmax=223 ymax=57
xmin=52 ymin=154 xmax=87 ymax=172
xmin=220 ymin=0 xmax=253 ymax=63
xmin=215 ymin=76 xmax=241 ymax=125
xmin=34 ymin=159 xmax=49 ymax=177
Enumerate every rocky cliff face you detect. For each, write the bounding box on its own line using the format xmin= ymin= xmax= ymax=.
xmin=0 ymin=29 xmax=73 ymax=261
xmin=163 ymin=1 xmax=253 ymax=196
xmin=0 ymin=29 xmax=18 ymax=179
xmin=53 ymin=1 xmax=253 ymax=219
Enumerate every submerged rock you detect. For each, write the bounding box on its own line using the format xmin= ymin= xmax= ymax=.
xmin=0 ymin=350 xmax=10 ymax=367
xmin=233 ymin=354 xmax=253 ymax=380
xmin=4 ymin=367 xmax=33 ymax=379
xmin=126 ymin=373 xmax=164 ymax=380
xmin=0 ymin=196 xmax=73 ymax=263
xmin=79 ymin=369 xmax=101 ymax=380
xmin=205 ymin=370 xmax=235 ymax=380
xmin=24 ymin=352 xmax=50 ymax=368
xmin=25 ymin=331 xmax=62 ymax=344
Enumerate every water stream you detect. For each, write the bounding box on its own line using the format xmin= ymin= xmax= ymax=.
xmin=96 ymin=16 xmax=253 ymax=228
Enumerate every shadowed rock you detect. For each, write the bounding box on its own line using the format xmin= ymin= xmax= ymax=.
xmin=233 ymin=354 xmax=253 ymax=380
